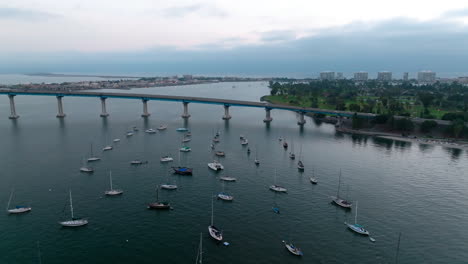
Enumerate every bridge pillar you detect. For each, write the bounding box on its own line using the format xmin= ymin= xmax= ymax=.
xmin=56 ymin=96 xmax=66 ymax=118
xmin=141 ymin=99 xmax=150 ymax=117
xmin=100 ymin=97 xmax=109 ymax=117
xmin=297 ymin=112 xmax=306 ymax=126
xmin=263 ymin=108 xmax=273 ymax=123
xmin=222 ymin=104 xmax=231 ymax=120
xmin=8 ymin=94 xmax=19 ymax=119
xmin=181 ymin=102 xmax=191 ymax=118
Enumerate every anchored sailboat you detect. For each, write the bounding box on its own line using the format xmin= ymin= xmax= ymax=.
xmin=282 ymin=240 xmax=303 ymax=256
xmin=105 ymin=171 xmax=123 ymax=196
xmin=147 ymin=189 xmax=171 ymax=209
xmin=331 ymin=170 xmax=352 ymax=209
xmin=80 ymin=158 xmax=94 ymax=173
xmin=87 ymin=143 xmax=100 ymax=162
xmin=6 ymin=189 xmax=31 ymax=214
xmin=345 ymin=201 xmax=375 ymax=241
xmin=208 ymin=197 xmax=223 ymax=241
xmin=59 ymin=190 xmax=88 ymax=227
xmin=270 ymin=169 xmax=287 ymax=193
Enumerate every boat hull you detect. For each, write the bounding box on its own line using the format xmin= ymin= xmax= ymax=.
xmin=161 ymin=185 xmax=178 ymax=190
xmin=270 ymin=185 xmax=287 ymax=193
xmin=331 ymin=197 xmax=352 ymax=208
xmin=105 ymin=190 xmax=123 ymax=196
xmin=8 ymin=207 xmax=32 ymax=214
xmin=208 ymin=225 xmax=223 ymax=241
xmin=217 ymin=193 xmax=234 ymax=201
xmin=172 ymin=167 xmax=193 ymax=175
xmin=347 ymin=223 xmax=370 ymax=235
xmin=60 ymin=219 xmax=88 ymax=227
xmin=147 ymin=203 xmax=171 ymax=209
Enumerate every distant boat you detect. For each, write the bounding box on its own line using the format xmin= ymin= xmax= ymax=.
xmin=283 ymin=140 xmax=288 ymax=149
xmin=208 ymin=160 xmax=224 ymax=171
xmin=172 ymin=166 xmax=193 ymax=175
xmin=186 ymin=132 xmax=192 ymax=137
xmin=157 ymin=124 xmax=168 ymax=130
xmin=241 ymin=139 xmax=248 ymax=145
xmin=59 ymin=190 xmax=88 ymax=227
xmin=147 ymin=189 xmax=171 ymax=210
xmin=176 ymin=128 xmax=188 ymax=132
xmin=130 ymin=160 xmax=147 ymax=165
xmin=6 ymin=189 xmax=31 ymax=214
xmin=289 ymin=141 xmax=295 ymax=159
xmin=310 ymin=168 xmax=318 ymax=184
xmin=113 ymin=138 xmax=121 ymax=142
xmin=160 ymin=156 xmax=174 ymax=162
xmin=126 ymin=131 xmax=134 ymax=137
xmin=208 ymin=197 xmax=223 ymax=241
xmin=331 ymin=170 xmax=352 ymax=209
xmin=212 ymin=137 xmax=220 ymax=143
xmin=254 ymin=146 xmax=260 ymax=165
xmin=240 ymin=135 xmax=245 ymax=140
xmin=132 ymin=126 xmax=139 ymax=131
xmin=269 ymin=169 xmax=287 ymax=193
xmin=160 ymin=184 xmax=178 ymax=190
xmin=272 ymin=206 xmax=280 ymax=214
xmin=345 ymin=201 xmax=373 ymax=239
xmin=282 ymin=240 xmax=303 ymax=256
xmin=182 ymin=137 xmax=191 ymax=143
xmin=254 ymin=159 xmax=260 ymax=165
xmin=145 ymin=128 xmax=156 ymax=134
xmin=180 ymin=146 xmax=191 ymax=152
xmin=215 ymin=151 xmax=225 ymax=157
xmin=87 ymin=143 xmax=101 ymax=162
xmin=80 ymin=158 xmax=94 ymax=173
xmin=103 ymin=145 xmax=113 ymax=151
xmin=297 ymin=145 xmax=304 ymax=171
xmin=219 ymin=176 xmax=236 ymax=182
xmin=217 ymin=181 xmax=233 ymax=201
xmin=104 ymin=171 xmax=123 ymax=196
xmin=247 ymin=148 xmax=251 ymax=154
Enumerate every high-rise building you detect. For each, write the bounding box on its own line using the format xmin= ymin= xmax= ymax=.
xmin=377 ymin=71 xmax=392 ymax=81
xmin=403 ymin=72 xmax=409 ymax=81
xmin=418 ymin=71 xmax=436 ymax=83
xmin=354 ymin=71 xmax=368 ymax=82
xmin=320 ymin=71 xmax=335 ymax=81
xmin=336 ymin=72 xmax=344 ymax=79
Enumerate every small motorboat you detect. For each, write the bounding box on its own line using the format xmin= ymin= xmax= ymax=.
xmin=272 ymin=207 xmax=280 ymax=214
xmin=80 ymin=166 xmax=94 ymax=173
xmin=172 ymin=167 xmax=193 ymax=175
xmin=145 ymin=128 xmax=156 ymax=134
xmin=176 ymin=128 xmax=188 ymax=132
xmin=254 ymin=159 xmax=260 ymax=165
xmin=103 ymin=145 xmax=113 ymax=151
xmin=113 ymin=138 xmax=121 ymax=142
xmin=269 ymin=185 xmax=287 ymax=193
xmin=157 ymin=125 xmax=167 ymax=130
xmin=160 ymin=184 xmax=178 ymax=190
xmin=217 ymin=192 xmax=234 ymax=201
xmin=310 ymin=177 xmax=318 ymax=184
xmin=130 ymin=160 xmax=147 ymax=165
xmin=219 ymin=176 xmax=236 ymax=182
xmin=241 ymin=139 xmax=248 ymax=145
xmin=215 ymin=151 xmax=225 ymax=157
xmin=132 ymin=126 xmax=139 ymax=131
xmin=282 ymin=241 xmax=303 ymax=256
xmin=210 ymin=144 xmax=215 ymax=149
xmin=160 ymin=156 xmax=174 ymax=162
xmin=182 ymin=137 xmax=191 ymax=143
xmin=179 ymin=146 xmax=191 ymax=152
xmin=208 ymin=160 xmax=224 ymax=171
xmin=8 ymin=206 xmax=32 ymax=214
xmin=126 ymin=132 xmax=134 ymax=137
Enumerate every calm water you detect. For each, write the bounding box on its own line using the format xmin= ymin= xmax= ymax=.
xmin=0 ymin=81 xmax=467 ymax=264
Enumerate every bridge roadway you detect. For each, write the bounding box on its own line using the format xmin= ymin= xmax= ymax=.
xmin=0 ymin=89 xmax=375 ymax=123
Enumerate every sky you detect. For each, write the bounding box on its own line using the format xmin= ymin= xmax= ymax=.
xmin=1 ymin=0 xmax=468 ymax=77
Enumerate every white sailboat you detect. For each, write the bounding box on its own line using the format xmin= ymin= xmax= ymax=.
xmin=254 ymin=146 xmax=260 ymax=165
xmin=270 ymin=169 xmax=287 ymax=192
xmin=102 ymin=137 xmax=113 ymax=151
xmin=80 ymin=158 xmax=94 ymax=173
xmin=331 ymin=170 xmax=352 ymax=208
xmin=289 ymin=140 xmax=295 ymax=160
xmin=217 ymin=181 xmax=233 ymax=201
xmin=87 ymin=143 xmax=100 ymax=162
xmin=208 ymin=197 xmax=223 ymax=241
xmin=6 ymin=189 xmax=31 ymax=214
xmin=282 ymin=240 xmax=303 ymax=256
xmin=310 ymin=168 xmax=318 ymax=184
xmin=113 ymin=138 xmax=121 ymax=142
xmin=345 ymin=201 xmax=374 ymax=241
xmin=105 ymin=171 xmax=123 ymax=196
xmin=59 ymin=190 xmax=88 ymax=227
xmin=297 ymin=145 xmax=304 ymax=171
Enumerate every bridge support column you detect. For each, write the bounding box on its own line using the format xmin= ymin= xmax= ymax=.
xmin=263 ymin=108 xmax=273 ymax=123
xmin=56 ymin=96 xmax=66 ymax=118
xmin=297 ymin=112 xmax=306 ymax=126
xmin=222 ymin=104 xmax=231 ymax=120
xmin=181 ymin=102 xmax=191 ymax=118
xmin=141 ymin=99 xmax=150 ymax=117
xmin=100 ymin=97 xmax=109 ymax=117
xmin=8 ymin=94 xmax=19 ymax=119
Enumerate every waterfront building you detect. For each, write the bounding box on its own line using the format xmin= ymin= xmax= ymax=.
xmin=320 ymin=71 xmax=335 ymax=81
xmin=377 ymin=71 xmax=392 ymax=81
xmin=403 ymin=72 xmax=409 ymax=81
xmin=418 ymin=71 xmax=436 ymax=83
xmin=336 ymin=72 xmax=344 ymax=79
xmin=354 ymin=71 xmax=368 ymax=82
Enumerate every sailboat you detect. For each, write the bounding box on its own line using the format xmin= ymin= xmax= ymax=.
xmin=345 ymin=201 xmax=371 ymax=236
xmin=241 ymin=138 xmax=248 ymax=145
xmin=105 ymin=171 xmax=123 ymax=196
xmin=310 ymin=168 xmax=318 ymax=184
xmin=103 ymin=137 xmax=113 ymax=151
xmin=6 ymin=189 xmax=31 ymax=214
xmin=283 ymin=139 xmax=288 ymax=149
xmin=331 ymin=170 xmax=352 ymax=208
xmin=254 ymin=146 xmax=260 ymax=165
xmin=208 ymin=197 xmax=223 ymax=241
xmin=172 ymin=150 xmax=193 ymax=175
xmin=195 ymin=233 xmax=203 ymax=264
xmin=282 ymin=240 xmax=303 ymax=256
xmin=297 ymin=145 xmax=305 ymax=171
xmin=217 ymin=181 xmax=233 ymax=201
xmin=80 ymin=158 xmax=94 ymax=173
xmin=147 ymin=189 xmax=171 ymax=209
xmin=113 ymin=138 xmax=121 ymax=142
xmin=270 ymin=169 xmax=287 ymax=192
xmin=59 ymin=190 xmax=88 ymax=227
xmin=161 ymin=166 xmax=178 ymax=190
xmin=87 ymin=143 xmax=101 ymax=162
xmin=289 ymin=140 xmax=295 ymax=159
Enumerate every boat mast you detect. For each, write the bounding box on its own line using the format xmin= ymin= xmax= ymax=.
xmin=211 ymin=197 xmax=214 ymax=226
xmin=69 ymin=190 xmax=74 ymax=219
xmin=199 ymin=232 xmax=203 ymax=264
xmin=395 ymin=232 xmax=402 ymax=264
xmin=6 ymin=188 xmax=14 ymax=210
xmin=355 ymin=201 xmax=358 ymax=224
xmin=337 ymin=170 xmax=342 ymax=198
xmin=90 ymin=143 xmax=93 ymax=157
xmin=109 ymin=171 xmax=113 ymax=190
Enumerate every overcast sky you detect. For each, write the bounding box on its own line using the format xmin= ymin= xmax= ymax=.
xmin=1 ymin=0 xmax=468 ymax=76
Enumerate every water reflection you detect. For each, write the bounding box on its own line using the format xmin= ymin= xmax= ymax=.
xmin=444 ymin=147 xmax=463 ymax=161
xmin=372 ymin=137 xmax=394 ymax=150
xmin=394 ymin=140 xmax=411 ymax=151
xmin=418 ymin=143 xmax=435 ymax=153
xmin=351 ymin=134 xmax=368 ymax=147
xmin=313 ymin=118 xmax=323 ymax=127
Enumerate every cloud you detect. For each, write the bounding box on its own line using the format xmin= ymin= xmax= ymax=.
xmin=161 ymin=3 xmax=228 ymax=18
xmin=442 ymin=8 xmax=468 ymax=18
xmin=0 ymin=7 xmax=60 ymax=21
xmin=259 ymin=30 xmax=297 ymax=42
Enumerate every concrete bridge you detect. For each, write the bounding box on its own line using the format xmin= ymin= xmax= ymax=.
xmin=0 ymin=89 xmax=375 ymax=125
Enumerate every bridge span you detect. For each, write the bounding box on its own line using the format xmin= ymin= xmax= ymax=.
xmin=0 ymin=89 xmax=375 ymax=124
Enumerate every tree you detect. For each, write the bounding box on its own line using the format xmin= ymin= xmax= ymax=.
xmin=418 ymin=92 xmax=434 ymax=110
xmin=394 ymin=118 xmax=414 ymax=132
xmin=420 ymin=120 xmax=437 ymax=133
xmin=352 ymin=113 xmax=363 ymax=129
xmin=450 ymin=119 xmax=466 ymax=138
xmin=349 ymin=103 xmax=361 ymax=112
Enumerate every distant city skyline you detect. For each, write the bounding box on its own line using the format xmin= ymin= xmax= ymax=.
xmin=0 ymin=1 xmax=467 ymax=76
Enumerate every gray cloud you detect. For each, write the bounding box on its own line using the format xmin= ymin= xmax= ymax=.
xmin=0 ymin=7 xmax=60 ymax=21
xmin=162 ymin=4 xmax=227 ymax=18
